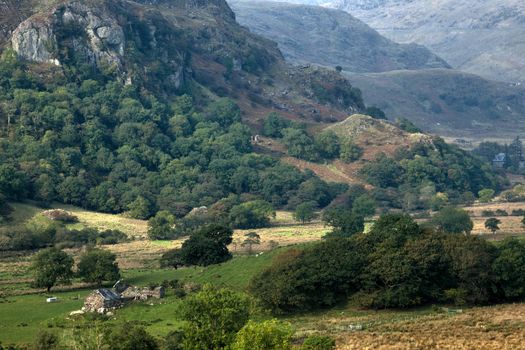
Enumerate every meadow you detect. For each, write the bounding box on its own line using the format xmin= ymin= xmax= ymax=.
xmin=1 ymin=202 xmax=525 ymax=348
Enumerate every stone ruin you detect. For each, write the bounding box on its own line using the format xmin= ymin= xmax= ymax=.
xmin=82 ymin=281 xmax=165 ymax=314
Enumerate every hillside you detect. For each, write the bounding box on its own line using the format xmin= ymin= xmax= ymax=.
xmin=0 ymin=0 xmax=371 ymax=217
xmin=229 ymin=1 xmax=449 ymax=73
xmin=324 ymin=0 xmax=525 ymax=84
xmin=227 ymin=1 xmax=525 ymax=139
xmin=347 ymin=69 xmax=525 ymax=138
xmin=2 ymin=0 xmax=365 ymax=122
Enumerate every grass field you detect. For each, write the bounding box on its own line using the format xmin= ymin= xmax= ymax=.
xmin=2 ymin=201 xmax=525 ymax=348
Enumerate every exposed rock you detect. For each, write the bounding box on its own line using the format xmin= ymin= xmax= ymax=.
xmin=11 ymin=2 xmax=125 ymax=68
xmin=83 ymin=289 xmax=122 ymax=313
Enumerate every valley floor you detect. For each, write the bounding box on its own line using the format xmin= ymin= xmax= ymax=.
xmin=1 ymin=202 xmax=525 ymax=347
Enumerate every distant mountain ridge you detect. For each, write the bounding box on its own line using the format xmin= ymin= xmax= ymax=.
xmin=229 ymin=1 xmax=450 ymax=73
xmin=323 ymin=0 xmax=525 ymax=83
xmin=229 ymin=0 xmax=525 ymax=138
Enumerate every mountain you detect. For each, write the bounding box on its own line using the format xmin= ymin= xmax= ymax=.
xmin=228 ymin=1 xmax=525 ymax=139
xmin=229 ymin=1 xmax=449 ymax=73
xmin=0 ymin=0 xmax=370 ymax=216
xmin=2 ymin=0 xmax=366 ymax=124
xmin=347 ymin=69 xmax=525 ymax=138
xmin=324 ymin=0 xmax=525 ymax=84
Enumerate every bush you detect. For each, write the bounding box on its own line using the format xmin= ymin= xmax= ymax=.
xmin=301 ymin=335 xmax=336 ymax=350
xmin=511 ymin=209 xmax=525 ymax=216
xmin=229 ymin=201 xmax=275 ymax=229
xmin=231 ymin=320 xmax=293 ymax=350
xmin=181 ymin=286 xmax=251 ymax=349
xmin=103 ymin=323 xmax=158 ymax=350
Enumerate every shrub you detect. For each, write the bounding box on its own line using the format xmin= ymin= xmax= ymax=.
xmin=103 ymin=323 xmax=158 ymax=350
xmin=181 ymin=286 xmax=251 ymax=349
xmin=229 ymin=200 xmax=275 ymax=229
xmin=301 ymin=335 xmax=336 ymax=350
xmin=231 ymin=319 xmax=293 ymax=350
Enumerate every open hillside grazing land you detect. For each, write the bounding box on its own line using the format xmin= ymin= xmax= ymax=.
xmin=1 ymin=202 xmax=525 ymax=348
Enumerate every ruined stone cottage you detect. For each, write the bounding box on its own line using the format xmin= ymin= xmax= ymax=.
xmin=83 ymin=288 xmax=122 ymax=313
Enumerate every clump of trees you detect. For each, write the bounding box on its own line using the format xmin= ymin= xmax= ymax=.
xmin=250 ymin=213 xmax=525 ymax=312
xmin=31 ymin=247 xmax=120 ymax=291
xmin=0 ymin=224 xmax=128 ymax=252
xmin=359 ymin=140 xmax=503 ymax=211
xmin=160 ymin=225 xmax=233 ymax=268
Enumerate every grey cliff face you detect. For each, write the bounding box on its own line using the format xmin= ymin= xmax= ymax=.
xmin=11 ymin=2 xmax=125 ymax=68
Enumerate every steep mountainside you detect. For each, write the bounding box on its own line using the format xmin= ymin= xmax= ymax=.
xmin=229 ymin=1 xmax=449 ymax=73
xmin=324 ymin=0 xmax=525 ymax=84
xmin=3 ymin=0 xmax=365 ymax=123
xmin=0 ymin=0 xmax=371 ymax=216
xmin=347 ymin=69 xmax=525 ymax=138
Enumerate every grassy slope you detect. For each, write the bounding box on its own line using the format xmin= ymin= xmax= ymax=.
xmin=0 ymin=250 xmax=284 ymax=344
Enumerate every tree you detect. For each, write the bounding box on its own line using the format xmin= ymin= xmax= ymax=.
xmin=31 ymin=248 xmax=74 ymax=292
xmin=148 ymin=211 xmax=176 ymax=240
xmin=351 ymin=195 xmax=376 ymax=218
xmin=181 ymin=286 xmax=251 ymax=349
xmin=262 ymin=112 xmax=291 ymax=138
xmin=103 ymin=323 xmax=158 ymax=350
xmin=174 ymin=224 xmax=233 ymax=267
xmin=322 ymin=208 xmax=364 ymax=237
xmin=282 ymin=128 xmax=317 ymax=161
xmin=293 ymin=202 xmax=316 ymax=223
xmin=77 ymin=249 xmax=120 ymax=286
xmin=493 ymin=238 xmax=525 ymax=300
xmin=478 ymin=189 xmax=495 ymax=203
xmin=127 ymin=196 xmax=153 ymax=220
xmin=339 ymin=139 xmax=362 ymax=163
xmin=484 ymin=218 xmax=501 ymax=235
xmin=241 ymin=232 xmax=261 ymax=255
xmin=207 ymin=98 xmax=241 ymax=128
xmin=229 ymin=200 xmax=275 ymax=229
xmin=432 ymin=207 xmax=473 ymax=236
xmin=231 ymin=320 xmax=293 ymax=350
xmin=249 ymin=238 xmax=364 ymax=313
xmin=314 ymin=131 xmax=340 ymax=159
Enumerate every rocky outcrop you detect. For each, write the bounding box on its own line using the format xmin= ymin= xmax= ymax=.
xmin=11 ymin=2 xmax=125 ymax=68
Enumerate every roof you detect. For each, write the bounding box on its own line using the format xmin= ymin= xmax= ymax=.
xmin=493 ymin=153 xmax=506 ymax=162
xmin=96 ymin=288 xmax=120 ymax=301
